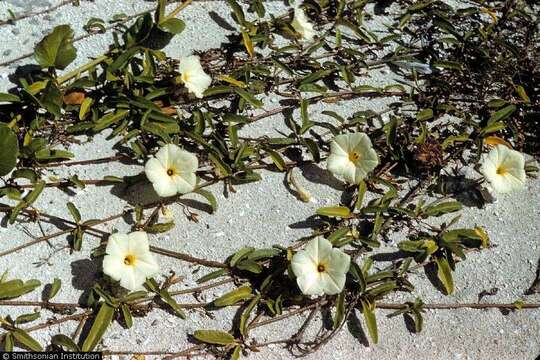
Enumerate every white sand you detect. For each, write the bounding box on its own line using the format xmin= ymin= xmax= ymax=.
xmin=0 ymin=1 xmax=539 ymax=359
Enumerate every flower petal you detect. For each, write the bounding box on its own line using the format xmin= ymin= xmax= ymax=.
xmin=172 ymin=173 xmax=196 ymax=194
xmin=320 ymin=271 xmax=346 ymax=295
xmin=151 ymin=176 xmax=178 ymax=197
xmin=171 ymin=149 xmax=199 ymax=174
xmin=134 ymin=252 xmax=160 ymax=278
xmin=481 ymin=145 xmax=525 ymax=193
xmin=118 ymin=266 xmax=147 ymax=292
xmin=291 ymin=7 xmax=316 ymax=41
xmin=327 ymin=154 xmax=350 ymax=176
xmin=127 ymin=231 xmax=150 ymax=255
xmin=325 ymin=248 xmax=351 ymax=274
xmin=291 ymin=251 xmax=317 ymax=278
xmin=145 ymin=158 xmax=167 ymax=184
xmin=105 ymin=233 xmax=129 ymax=257
xmin=297 ymin=273 xmax=324 ymax=296
xmin=155 ymin=144 xmax=176 ymax=168
xmin=102 ymin=255 xmax=126 ymax=281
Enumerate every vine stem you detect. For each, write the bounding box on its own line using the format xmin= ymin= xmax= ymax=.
xmin=150 ymin=245 xmax=228 ymax=268
xmin=0 ymin=0 xmax=74 ymax=27
xmin=35 ymin=154 xmax=132 ymax=168
xmin=56 ymin=55 xmax=109 ymax=85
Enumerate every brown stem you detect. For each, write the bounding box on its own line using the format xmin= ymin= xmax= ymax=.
xmin=150 ymin=245 xmax=228 ymax=268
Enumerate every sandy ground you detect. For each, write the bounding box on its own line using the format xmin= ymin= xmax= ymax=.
xmin=0 ymin=1 xmax=539 ymax=359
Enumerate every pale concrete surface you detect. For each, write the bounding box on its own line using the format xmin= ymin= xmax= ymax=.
xmin=0 ymin=1 xmax=539 ymax=359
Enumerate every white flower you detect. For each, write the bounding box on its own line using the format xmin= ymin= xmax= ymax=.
xmin=291 ymin=7 xmax=316 ymax=42
xmin=179 ymin=55 xmax=212 ymax=98
xmin=480 ymin=144 xmax=526 ymax=193
xmin=145 ymin=144 xmax=198 ymax=197
xmin=327 ymin=133 xmax=379 ymax=184
xmin=291 ymin=237 xmax=350 ymax=296
xmin=103 ymin=231 xmax=159 ymax=292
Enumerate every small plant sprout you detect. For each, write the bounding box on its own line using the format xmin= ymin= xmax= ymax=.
xmin=291 ymin=237 xmax=350 ymax=296
xmin=145 ymin=144 xmax=199 ymax=197
xmin=102 ymin=231 xmax=159 ymax=292
xmin=480 ymin=144 xmax=526 ymax=193
xmin=327 ymin=133 xmax=379 ymax=185
xmin=178 ymin=55 xmax=212 ymax=98
xmin=291 ymin=6 xmax=316 ymax=42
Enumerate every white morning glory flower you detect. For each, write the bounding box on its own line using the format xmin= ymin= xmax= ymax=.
xmin=480 ymin=144 xmax=526 ymax=193
xmin=102 ymin=231 xmax=159 ymax=292
xmin=145 ymin=144 xmax=198 ymax=197
xmin=291 ymin=7 xmax=316 ymax=42
xmin=179 ymin=55 xmax=212 ymax=98
xmin=327 ymin=133 xmax=379 ymax=185
xmin=291 ymin=237 xmax=351 ymax=296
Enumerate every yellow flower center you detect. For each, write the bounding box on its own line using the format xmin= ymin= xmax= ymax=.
xmin=348 ymin=151 xmax=361 ymax=162
xmin=124 ymin=254 xmax=136 ymax=266
xmin=167 ymin=168 xmax=175 ymax=176
xmin=181 ymin=72 xmax=190 ymax=83
xmin=317 ymin=263 xmax=326 ymax=273
xmin=496 ymin=165 xmax=507 ymax=175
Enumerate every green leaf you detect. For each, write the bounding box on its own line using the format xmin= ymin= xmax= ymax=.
xmin=34 ymin=148 xmax=75 ymax=160
xmin=15 ymin=311 xmax=40 ymax=324
xmin=24 ymin=180 xmax=45 ymax=205
xmin=197 ymin=269 xmax=228 ymax=284
xmin=12 ymin=329 xmax=43 ymax=351
xmin=267 ymin=149 xmax=286 ymax=171
xmin=235 ymin=260 xmax=262 ymax=273
xmin=81 ymin=302 xmax=115 ymax=351
xmin=145 ymin=221 xmax=175 ymax=233
xmin=66 ymin=202 xmax=81 ymax=223
xmin=303 ymin=138 xmax=320 ymax=162
xmin=34 ymin=25 xmax=77 ymax=70
xmin=247 ymin=248 xmax=281 ymax=260
xmin=416 ymin=108 xmax=433 ymax=121
xmin=94 ymin=110 xmax=130 ymax=131
xmin=193 ymin=189 xmax=218 ymax=213
xmin=516 ymin=85 xmax=530 ymax=103
xmin=488 ymin=105 xmax=516 ymax=124
xmin=355 ymin=181 xmax=367 ymax=210
xmin=5 ymin=332 xmax=14 ymax=351
xmin=45 ymin=278 xmax=62 ymax=300
xmin=234 ymin=88 xmax=263 ymax=108
xmin=79 ymin=97 xmax=93 ymax=120
xmin=299 ymin=99 xmax=313 ymax=134
xmin=226 ymin=0 xmax=245 ymax=24
xmin=0 ymin=279 xmax=41 ymax=299
xmin=361 ymin=301 xmax=378 ymax=344
xmin=0 ymin=124 xmax=19 ymax=176
xmin=333 ymin=291 xmax=346 ymax=329
xmin=158 ymin=18 xmax=185 ymax=34
xmin=159 ymin=289 xmax=186 ymax=318
xmin=193 ymin=330 xmax=236 ymax=345
xmin=316 ymin=206 xmax=351 ymax=218
xmin=240 ymin=294 xmax=260 ymax=336
xmin=121 ymin=304 xmax=133 ymax=328
xmin=435 ymin=256 xmax=454 ymax=295
xmin=231 ymin=345 xmax=241 ymax=360
xmin=0 ymin=93 xmax=21 ymax=103
xmin=51 ymin=334 xmax=80 ymax=351
xmin=423 ymin=201 xmax=462 ymax=217
xmin=213 ymin=285 xmax=253 ymax=307
xmin=229 ymin=247 xmax=255 ymax=266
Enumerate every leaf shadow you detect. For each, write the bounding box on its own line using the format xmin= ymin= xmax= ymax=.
xmin=71 ymin=258 xmax=101 ymax=304
xmin=299 ymin=163 xmax=345 ymax=192
xmin=424 ymin=262 xmax=447 ymax=295
xmin=209 ymin=11 xmax=236 ymax=31
xmin=346 ymin=310 xmax=369 ymax=347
